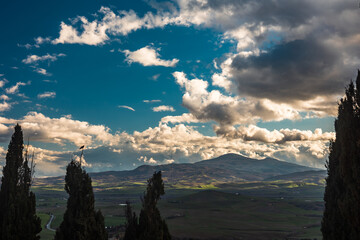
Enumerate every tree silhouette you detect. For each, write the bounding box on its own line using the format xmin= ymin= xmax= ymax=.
xmin=123 ymin=201 xmax=138 ymax=240
xmin=55 ymin=160 xmax=107 ymax=240
xmin=322 ymin=70 xmax=360 ymax=239
xmin=123 ymin=171 xmax=171 ymax=240
xmin=138 ymin=171 xmax=171 ymax=240
xmin=0 ymin=124 xmax=41 ymax=240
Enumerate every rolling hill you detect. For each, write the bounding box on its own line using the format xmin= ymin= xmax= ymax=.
xmin=265 ymin=170 xmax=327 ymax=184
xmin=33 ymin=153 xmax=320 ymax=191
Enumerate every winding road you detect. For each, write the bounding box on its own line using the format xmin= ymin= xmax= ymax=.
xmin=46 ymin=214 xmax=56 ymax=232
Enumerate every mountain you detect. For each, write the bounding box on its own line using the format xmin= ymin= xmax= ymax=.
xmin=265 ymin=170 xmax=327 ymax=184
xmin=33 ymin=153 xmax=319 ymax=191
xmin=195 ymin=153 xmax=314 ymax=179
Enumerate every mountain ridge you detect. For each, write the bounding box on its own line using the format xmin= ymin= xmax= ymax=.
xmin=33 ymin=153 xmax=321 ymax=190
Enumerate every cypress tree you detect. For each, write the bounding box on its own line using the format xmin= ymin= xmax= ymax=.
xmin=0 ymin=124 xmax=41 ymax=240
xmin=55 ymin=160 xmax=107 ymax=240
xmin=123 ymin=201 xmax=138 ymax=240
xmin=138 ymin=171 xmax=171 ymax=240
xmin=322 ymin=70 xmax=360 ymax=239
xmin=123 ymin=171 xmax=171 ymax=240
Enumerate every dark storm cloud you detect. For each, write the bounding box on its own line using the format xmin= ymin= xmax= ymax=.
xmin=231 ymin=39 xmax=348 ymax=102
xmin=178 ymin=0 xmax=360 ymax=109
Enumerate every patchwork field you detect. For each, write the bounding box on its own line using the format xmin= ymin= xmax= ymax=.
xmin=35 ymin=179 xmax=324 ymax=240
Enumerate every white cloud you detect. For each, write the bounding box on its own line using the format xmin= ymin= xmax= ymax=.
xmin=34 ymin=37 xmax=51 ymax=45
xmin=53 ymin=17 xmax=109 ymax=45
xmin=152 ymin=105 xmax=175 ymax=112
xmin=0 ymin=80 xmax=6 ymax=88
xmin=22 ymin=53 xmax=65 ymax=65
xmin=45 ymin=2 xmax=359 ymax=118
xmin=172 ymin=71 xmax=301 ymax=129
xmin=5 ymin=82 xmax=27 ymax=94
xmin=126 ymin=122 xmax=330 ymax=168
xmin=18 ymin=43 xmax=38 ymax=49
xmin=0 ymin=112 xmax=120 ymax=147
xmin=123 ymin=46 xmax=179 ymax=67
xmin=50 ymin=7 xmax=180 ymax=45
xmin=0 ymin=102 xmax=12 ymax=112
xmin=38 ymin=91 xmax=56 ymax=99
xmin=216 ymin=124 xmax=334 ymax=144
xmin=0 ymin=95 xmax=9 ymax=101
xmin=165 ymin=159 xmax=175 ymax=164
xmin=118 ymin=105 xmax=135 ymax=111
xmin=212 ymin=73 xmax=232 ymax=92
xmin=138 ymin=156 xmax=157 ymax=164
xmin=0 ymin=112 xmax=334 ymax=176
xmin=161 ymin=113 xmax=200 ymax=124
xmin=143 ymin=99 xmax=161 ymax=103
xmin=34 ymin=68 xmax=50 ymax=76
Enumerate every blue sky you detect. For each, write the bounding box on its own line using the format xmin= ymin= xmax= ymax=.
xmin=0 ymin=0 xmax=358 ymax=176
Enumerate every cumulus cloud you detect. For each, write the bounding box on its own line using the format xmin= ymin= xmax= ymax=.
xmin=229 ymin=39 xmax=345 ymax=102
xmin=216 ymin=124 xmax=334 ymax=144
xmin=118 ymin=105 xmax=135 ymax=111
xmin=123 ymin=46 xmax=179 ymax=67
xmin=0 ymin=102 xmax=12 ymax=112
xmin=35 ymin=37 xmax=52 ymax=45
xmin=5 ymin=82 xmax=28 ymax=94
xmin=138 ymin=156 xmax=157 ymax=164
xmin=22 ymin=53 xmax=66 ymax=65
xmin=152 ymin=105 xmax=175 ymax=112
xmin=46 ymin=1 xmax=359 ymax=116
xmin=0 ymin=95 xmax=9 ymax=101
xmin=124 ymin=123 xmax=331 ymax=169
xmin=51 ymin=6 xmax=179 ymax=45
xmin=172 ymin=71 xmax=301 ymax=129
xmin=190 ymin=0 xmax=358 ymax=116
xmin=0 ymin=112 xmax=120 ymax=147
xmin=0 ymin=80 xmax=6 ymax=88
xmin=53 ymin=17 xmax=108 ymax=45
xmin=0 ymin=112 xmax=334 ymax=176
xmin=161 ymin=113 xmax=200 ymax=124
xmin=165 ymin=159 xmax=175 ymax=164
xmin=38 ymin=91 xmax=56 ymax=99
xmin=34 ymin=68 xmax=50 ymax=76
xmin=18 ymin=1 xmax=353 ymax=174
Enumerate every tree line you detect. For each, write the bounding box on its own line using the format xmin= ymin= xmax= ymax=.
xmin=0 ymin=124 xmax=170 ymax=240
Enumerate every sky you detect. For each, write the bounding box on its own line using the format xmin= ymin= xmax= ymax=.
xmin=0 ymin=0 xmax=359 ymax=176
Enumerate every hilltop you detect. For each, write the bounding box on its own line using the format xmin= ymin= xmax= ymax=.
xmin=33 ymin=153 xmax=321 ymax=191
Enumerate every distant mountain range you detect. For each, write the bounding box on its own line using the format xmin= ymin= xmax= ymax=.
xmin=33 ymin=153 xmax=326 ymax=191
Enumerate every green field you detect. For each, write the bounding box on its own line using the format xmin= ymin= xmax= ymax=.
xmin=35 ymin=179 xmax=324 ymax=240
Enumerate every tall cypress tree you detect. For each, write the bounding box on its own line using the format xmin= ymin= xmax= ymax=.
xmin=322 ymin=70 xmax=360 ymax=239
xmin=0 ymin=124 xmax=41 ymax=240
xmin=138 ymin=171 xmax=171 ymax=240
xmin=123 ymin=171 xmax=171 ymax=240
xmin=123 ymin=201 xmax=138 ymax=240
xmin=55 ymin=160 xmax=107 ymax=240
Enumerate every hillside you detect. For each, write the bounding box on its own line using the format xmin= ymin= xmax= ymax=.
xmin=265 ymin=170 xmax=327 ymax=184
xmin=33 ymin=153 xmax=318 ymax=191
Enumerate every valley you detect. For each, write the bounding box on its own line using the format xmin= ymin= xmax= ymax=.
xmin=33 ymin=154 xmax=326 ymax=240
